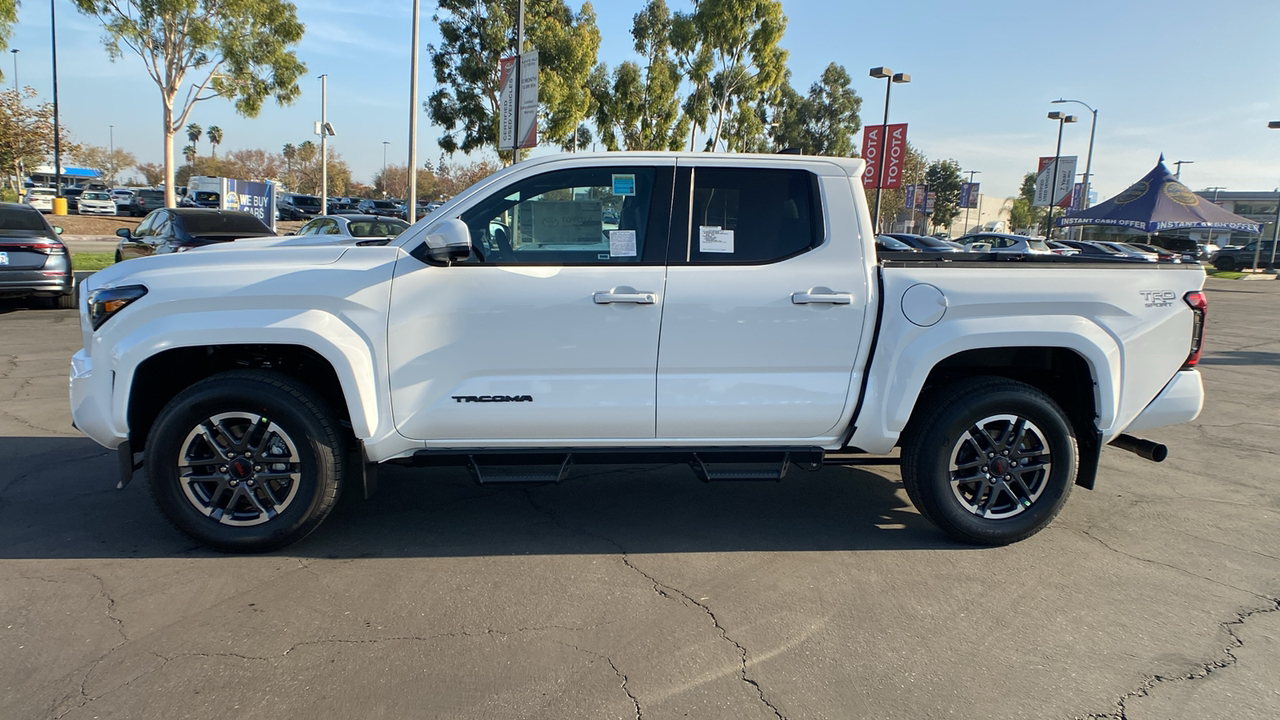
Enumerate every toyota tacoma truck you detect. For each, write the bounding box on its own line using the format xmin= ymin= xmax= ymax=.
xmin=70 ymin=153 xmax=1208 ymax=552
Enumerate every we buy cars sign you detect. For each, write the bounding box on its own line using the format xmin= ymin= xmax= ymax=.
xmin=862 ymin=123 xmax=908 ymax=189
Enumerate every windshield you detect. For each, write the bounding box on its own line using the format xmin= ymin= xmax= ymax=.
xmin=348 ymin=220 xmax=409 ymax=237
xmin=372 ymin=200 xmax=396 ymax=209
xmin=877 ymin=235 xmax=913 ymax=250
xmin=138 ymin=191 xmax=165 ymax=201
xmin=292 ymin=195 xmax=321 ymax=208
xmin=181 ymin=212 xmax=273 ymax=235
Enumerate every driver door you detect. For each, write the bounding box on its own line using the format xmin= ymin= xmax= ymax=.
xmin=388 ymin=161 xmax=675 ymax=443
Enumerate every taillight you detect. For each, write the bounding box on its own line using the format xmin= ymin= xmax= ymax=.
xmin=1183 ymin=291 xmax=1207 ymax=368
xmin=0 ymin=242 xmax=65 ymax=254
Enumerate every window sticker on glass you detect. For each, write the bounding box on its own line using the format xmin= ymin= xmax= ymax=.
xmin=612 ymin=174 xmax=636 ymax=196
xmin=609 ymin=230 xmax=637 ymax=257
xmin=699 ymin=225 xmax=734 ymax=253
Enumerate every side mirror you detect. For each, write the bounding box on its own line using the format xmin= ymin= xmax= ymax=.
xmin=115 ymin=227 xmax=132 ymax=239
xmin=53 ymin=226 xmax=63 ymax=235
xmin=417 ymin=218 xmax=472 ymax=265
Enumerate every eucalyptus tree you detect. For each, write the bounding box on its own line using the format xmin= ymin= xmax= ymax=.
xmin=74 ymin=0 xmax=307 ymax=207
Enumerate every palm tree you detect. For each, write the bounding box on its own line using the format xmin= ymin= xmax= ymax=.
xmin=186 ymin=123 xmax=202 ymax=147
xmin=207 ymin=126 xmax=223 ymax=157
xmin=182 ymin=144 xmax=197 ymax=165
xmin=282 ymin=143 xmax=296 ymax=186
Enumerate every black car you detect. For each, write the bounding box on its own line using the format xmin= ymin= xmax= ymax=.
xmin=1055 ymin=240 xmax=1146 ymax=260
xmin=1211 ymin=241 xmax=1278 ymax=272
xmin=61 ymin=187 xmax=86 ymax=213
xmin=114 ymin=208 xmax=276 ymax=260
xmin=357 ymin=198 xmax=401 ymax=217
xmin=884 ymin=233 xmax=960 ymax=252
xmin=1146 ymin=234 xmax=1204 ymax=263
xmin=279 ymin=193 xmax=323 ymax=221
xmin=0 ymin=202 xmax=76 ymax=308
xmin=125 ymin=189 xmax=167 ymax=217
xmin=875 ymin=234 xmax=919 ymax=253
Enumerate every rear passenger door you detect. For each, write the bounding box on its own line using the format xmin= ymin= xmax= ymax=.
xmin=656 ymin=160 xmax=871 ymax=440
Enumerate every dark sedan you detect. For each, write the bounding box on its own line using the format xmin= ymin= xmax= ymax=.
xmin=883 ymin=233 xmax=961 ymax=252
xmin=0 ymin=202 xmax=76 ymax=308
xmin=114 ymin=208 xmax=275 ymax=261
xmin=125 ymin=189 xmax=167 ymax=217
xmin=357 ymin=198 xmax=401 ymax=217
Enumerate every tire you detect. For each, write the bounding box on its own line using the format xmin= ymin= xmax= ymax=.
xmin=145 ymin=370 xmax=346 ymax=552
xmin=55 ymin=286 xmax=77 ymax=309
xmin=114 ymin=250 xmax=123 ymax=263
xmin=1215 ymin=256 xmax=1236 ymax=272
xmin=900 ymin=377 xmax=1077 ymax=545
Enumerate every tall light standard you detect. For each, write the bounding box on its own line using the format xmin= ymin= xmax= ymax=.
xmin=1263 ymin=121 xmax=1280 ymax=272
xmin=50 ymin=0 xmax=63 ymax=209
xmin=317 ymin=74 xmax=334 ymax=215
xmin=869 ymin=66 xmax=910 ymax=233
xmin=109 ymin=125 xmax=114 ymax=186
xmin=1173 ymin=160 xmax=1194 ymax=180
xmin=381 ymin=141 xmax=390 ymax=195
xmin=9 ymin=49 xmax=16 ymax=91
xmin=962 ymin=169 xmax=980 ymax=235
xmin=1052 ymin=98 xmax=1096 ymax=239
xmin=407 ymin=0 xmax=421 ymax=222
xmin=1044 ymin=111 xmax=1076 ymax=238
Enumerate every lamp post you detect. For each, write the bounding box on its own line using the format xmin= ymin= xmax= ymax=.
xmin=1263 ymin=121 xmax=1280 ymax=272
xmin=869 ymin=66 xmax=910 ymax=233
xmin=1044 ymin=111 xmax=1077 ymax=239
xmin=50 ymin=0 xmax=63 ymax=208
xmin=1052 ymin=99 xmax=1096 ymax=240
xmin=962 ymin=170 xmax=980 ymax=235
xmin=318 ymin=74 xmax=328 ymax=215
xmin=381 ymin=141 xmax=390 ymax=195
xmin=9 ymin=49 xmax=16 ymax=91
xmin=1173 ymin=160 xmax=1194 ymax=180
xmin=407 ymin=0 xmax=422 ymax=221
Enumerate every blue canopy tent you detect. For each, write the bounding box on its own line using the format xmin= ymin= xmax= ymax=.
xmin=1058 ymin=158 xmax=1262 ymax=234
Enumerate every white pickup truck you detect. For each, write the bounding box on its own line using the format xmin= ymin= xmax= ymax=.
xmin=70 ymin=153 xmax=1208 ymax=552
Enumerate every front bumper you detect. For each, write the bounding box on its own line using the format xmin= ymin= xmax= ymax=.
xmin=70 ymin=349 xmax=126 ymax=449
xmin=78 ymin=205 xmax=118 ymax=215
xmin=1122 ymin=369 xmax=1204 ymax=434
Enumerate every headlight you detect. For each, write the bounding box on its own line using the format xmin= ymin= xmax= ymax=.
xmin=87 ymin=285 xmax=148 ymax=330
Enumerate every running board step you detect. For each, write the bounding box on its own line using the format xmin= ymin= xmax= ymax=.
xmin=466 ymin=454 xmax=573 ymax=485
xmin=691 ymin=451 xmax=795 ymax=482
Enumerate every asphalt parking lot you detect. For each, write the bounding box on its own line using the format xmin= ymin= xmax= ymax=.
xmin=2 ymin=279 xmax=1277 ymax=720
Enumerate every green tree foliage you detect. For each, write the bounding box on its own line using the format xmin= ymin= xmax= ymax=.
xmin=876 ymin=142 xmax=928 ymax=231
xmin=207 ymin=125 xmax=222 ymax=156
xmin=72 ymin=142 xmax=138 ymax=186
xmin=135 ymin=161 xmax=164 ymax=186
xmin=283 ymin=139 xmax=351 ymax=196
xmin=0 ymin=88 xmax=79 ymax=191
xmin=671 ymin=0 xmax=788 ymax=151
xmin=925 ymin=159 xmax=964 ymax=231
xmin=186 ymin=123 xmax=202 ymax=147
xmin=590 ymin=0 xmax=685 ymax=152
xmin=771 ymin=63 xmax=862 ymax=156
xmin=427 ymin=0 xmax=600 ymax=162
xmin=1006 ymin=171 xmax=1044 ymax=233
xmin=74 ymin=0 xmax=307 ymax=207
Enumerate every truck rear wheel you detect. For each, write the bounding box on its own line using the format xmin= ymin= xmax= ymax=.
xmin=145 ymin=370 xmax=345 ymax=553
xmin=901 ymin=377 xmax=1077 ymax=545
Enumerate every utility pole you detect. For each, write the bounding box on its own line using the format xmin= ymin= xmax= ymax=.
xmin=9 ymin=49 xmax=16 ymax=92
xmin=512 ymin=0 xmax=525 ymax=165
xmin=319 ymin=74 xmax=328 ymax=215
xmin=407 ymin=0 xmax=420 ymax=222
xmin=51 ymin=0 xmax=63 ymax=207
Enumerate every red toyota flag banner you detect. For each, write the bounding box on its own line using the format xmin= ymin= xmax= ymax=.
xmin=861 ymin=123 xmax=908 ymax=189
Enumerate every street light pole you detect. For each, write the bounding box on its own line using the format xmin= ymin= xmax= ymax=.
xmin=9 ymin=49 xmax=16 ymax=91
xmin=1052 ymin=99 xmax=1096 ymax=240
xmin=50 ymin=0 xmax=63 ymax=206
xmin=1044 ymin=111 xmax=1076 ymax=239
xmin=1173 ymin=160 xmax=1194 ymax=180
xmin=319 ymin=74 xmax=328 ymax=215
xmin=407 ymin=0 xmax=420 ymax=222
xmin=962 ymin=170 xmax=980 ymax=235
xmin=1265 ymin=121 xmax=1280 ymax=272
xmin=381 ymin=141 xmax=389 ymax=195
xmin=869 ymin=66 xmax=909 ymax=233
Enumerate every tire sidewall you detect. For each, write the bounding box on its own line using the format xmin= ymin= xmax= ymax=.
xmin=146 ymin=376 xmax=341 ymax=552
xmin=913 ymin=386 xmax=1076 ymax=544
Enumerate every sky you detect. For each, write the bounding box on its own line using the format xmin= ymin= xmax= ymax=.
xmin=6 ymin=0 xmax=1280 ymax=202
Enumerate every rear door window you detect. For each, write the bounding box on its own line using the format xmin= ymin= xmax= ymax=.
xmin=679 ymin=167 xmax=822 ymax=264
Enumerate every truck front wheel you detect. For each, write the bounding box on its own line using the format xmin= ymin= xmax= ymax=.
xmin=901 ymin=378 xmax=1077 ymax=545
xmin=145 ymin=370 xmax=345 ymax=553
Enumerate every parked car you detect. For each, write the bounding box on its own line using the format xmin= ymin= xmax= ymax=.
xmin=279 ymin=193 xmax=323 ymax=221
xmin=357 ymin=198 xmax=401 ymax=217
xmin=1046 ymin=241 xmax=1080 ymax=256
xmin=1126 ymin=243 xmax=1181 ymax=263
xmin=61 ymin=187 xmax=86 ymax=213
xmin=72 ymin=151 xmax=1210 ymax=552
xmin=125 ymin=189 xmax=167 ymax=217
xmin=285 ymin=214 xmax=411 ymax=245
xmin=23 ymin=187 xmax=56 ymax=213
xmin=1056 ymin=240 xmax=1133 ymax=259
xmin=77 ymin=190 xmax=118 ymax=216
xmin=180 ymin=190 xmax=222 ymax=209
xmin=1146 ymin=235 xmax=1204 ymax=263
xmin=1211 ymin=241 xmax=1278 ymax=272
xmin=0 ymin=201 xmax=76 ymax=308
xmin=114 ymin=208 xmax=276 ymax=261
xmin=955 ymin=232 xmax=1053 ymax=254
xmin=327 ymin=197 xmax=358 ymax=214
xmin=884 ymin=233 xmax=960 ymax=252
xmin=111 ymin=189 xmax=136 ymax=210
xmin=874 ymin=235 xmax=919 ymax=253
xmin=1094 ymin=241 xmax=1158 ymax=262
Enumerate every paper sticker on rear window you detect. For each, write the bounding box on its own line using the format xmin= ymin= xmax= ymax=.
xmin=609 ymin=230 xmax=637 ymax=257
xmin=699 ymin=226 xmax=734 ymax=253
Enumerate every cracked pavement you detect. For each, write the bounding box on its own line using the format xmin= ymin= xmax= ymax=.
xmin=2 ymin=280 xmax=1279 ymax=719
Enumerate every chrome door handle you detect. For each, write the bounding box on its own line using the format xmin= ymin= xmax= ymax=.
xmin=594 ymin=286 xmax=657 ymax=304
xmin=792 ymin=288 xmax=852 ymax=305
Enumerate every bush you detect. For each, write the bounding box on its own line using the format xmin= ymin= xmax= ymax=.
xmin=0 ymin=188 xmax=19 ymax=203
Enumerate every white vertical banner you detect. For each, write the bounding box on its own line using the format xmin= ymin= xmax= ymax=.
xmin=1033 ymin=155 xmax=1077 ymax=207
xmin=498 ymin=55 xmax=518 ymax=149
xmin=517 ymin=50 xmax=539 ymax=149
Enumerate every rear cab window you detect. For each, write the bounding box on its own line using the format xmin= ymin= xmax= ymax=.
xmin=674 ymin=167 xmax=823 ymax=264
